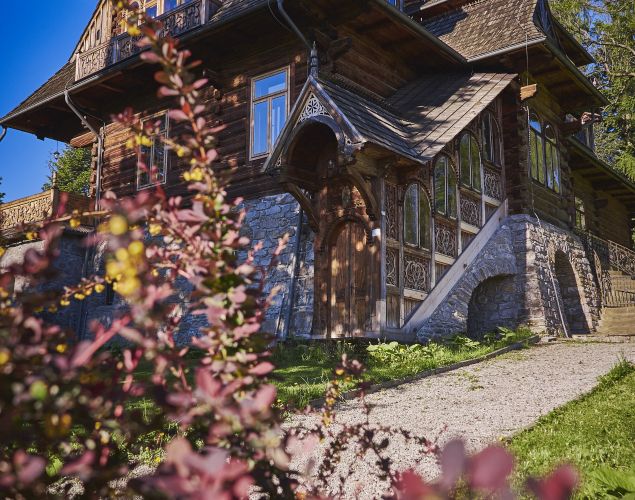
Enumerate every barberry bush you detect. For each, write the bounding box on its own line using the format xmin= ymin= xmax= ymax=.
xmin=0 ymin=2 xmax=580 ymax=498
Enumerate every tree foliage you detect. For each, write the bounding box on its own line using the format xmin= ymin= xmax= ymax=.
xmin=550 ymin=0 xmax=635 ymax=176
xmin=0 ymin=177 xmax=5 ymax=204
xmin=42 ymin=147 xmax=92 ymax=196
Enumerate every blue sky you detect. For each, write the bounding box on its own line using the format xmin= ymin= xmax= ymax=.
xmin=0 ymin=1 xmax=96 ymax=202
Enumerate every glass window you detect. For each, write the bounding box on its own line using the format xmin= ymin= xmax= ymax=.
xmin=529 ymin=113 xmax=543 ymax=182
xmin=529 ymin=112 xmax=561 ymax=194
xmin=434 ymin=156 xmax=457 ymax=218
xmin=403 ymin=184 xmax=430 ymax=249
xmin=251 ymin=68 xmax=289 ymax=158
xmin=481 ymin=111 xmax=501 ymax=165
xmin=138 ymin=113 xmax=169 ymax=190
xmin=458 ymin=133 xmax=481 ymax=192
xmin=545 ymin=125 xmax=560 ymax=192
xmin=575 ymin=197 xmax=586 ymax=229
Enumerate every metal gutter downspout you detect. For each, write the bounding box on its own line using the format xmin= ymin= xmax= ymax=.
xmin=275 ymin=0 xmax=319 ymax=77
xmin=64 ymin=89 xmax=105 ymax=208
xmin=282 ymin=208 xmax=304 ymax=340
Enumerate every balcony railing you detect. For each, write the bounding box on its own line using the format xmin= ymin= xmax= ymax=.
xmin=0 ymin=189 xmax=92 ymax=235
xmin=574 ymin=123 xmax=595 ymax=151
xmin=575 ymin=229 xmax=635 ymax=307
xmin=76 ymin=0 xmax=218 ymax=81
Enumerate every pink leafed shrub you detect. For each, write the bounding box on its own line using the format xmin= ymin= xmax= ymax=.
xmin=0 ymin=2 xmax=578 ymax=498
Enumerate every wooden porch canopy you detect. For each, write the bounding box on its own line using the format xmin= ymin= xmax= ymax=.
xmin=568 ymin=138 xmax=635 ymax=216
xmin=263 ymin=71 xmax=515 ymax=229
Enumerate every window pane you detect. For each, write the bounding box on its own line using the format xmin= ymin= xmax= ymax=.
xmin=404 ymin=184 xmax=418 ymax=245
xmin=146 ymin=5 xmax=158 ymax=17
xmin=164 ymin=0 xmax=179 ymax=11
xmin=252 ymin=101 xmax=269 ymax=156
xmin=471 ymin=138 xmax=481 ymax=191
xmin=545 ymin=142 xmax=554 ymax=189
xmin=254 ymin=71 xmax=287 ymax=99
xmin=529 ymin=113 xmax=542 ymax=133
xmin=553 ymin=150 xmax=561 ymax=193
xmin=434 ymin=160 xmax=447 ymax=214
xmin=482 ymin=114 xmax=493 ymax=163
xmin=419 ymin=187 xmax=430 ymax=249
xmin=529 ymin=130 xmax=538 ymax=179
xmin=271 ymin=95 xmax=286 ymax=147
xmin=536 ymin=134 xmax=545 ymax=184
xmin=460 ymin=135 xmax=471 ymax=186
xmin=448 ymin=168 xmax=457 ymax=218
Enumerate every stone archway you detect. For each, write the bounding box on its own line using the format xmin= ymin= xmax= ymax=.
xmin=554 ymin=250 xmax=591 ymax=334
xmin=467 ymin=274 xmax=519 ymax=339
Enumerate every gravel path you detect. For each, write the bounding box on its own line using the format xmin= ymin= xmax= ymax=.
xmin=288 ymin=341 xmax=635 ymax=499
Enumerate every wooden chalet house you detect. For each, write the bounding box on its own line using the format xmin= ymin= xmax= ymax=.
xmin=3 ymin=0 xmax=635 ymax=341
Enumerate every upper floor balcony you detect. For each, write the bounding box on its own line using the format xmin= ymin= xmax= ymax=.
xmin=75 ymin=0 xmax=221 ymax=81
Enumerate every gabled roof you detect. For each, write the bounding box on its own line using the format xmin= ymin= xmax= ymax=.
xmin=421 ymin=0 xmax=544 ymax=61
xmin=264 ymin=71 xmax=516 ymax=172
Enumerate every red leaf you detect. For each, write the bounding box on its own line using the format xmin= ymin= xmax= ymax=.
xmin=527 ymin=465 xmax=578 ymax=500
xmin=468 ymin=445 xmax=514 ymax=492
xmin=439 ymin=439 xmax=467 ymax=491
xmin=249 ymin=362 xmax=275 ymax=376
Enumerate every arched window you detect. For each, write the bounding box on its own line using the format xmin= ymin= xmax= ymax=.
xmin=434 ymin=156 xmax=457 ymax=218
xmin=481 ymin=111 xmax=501 ymax=165
xmin=544 ymin=125 xmax=561 ymax=193
xmin=529 ymin=113 xmax=544 ymax=184
xmin=459 ymin=133 xmax=482 ymax=191
xmin=404 ymin=184 xmax=431 ymax=249
xmin=529 ymin=111 xmax=561 ymax=193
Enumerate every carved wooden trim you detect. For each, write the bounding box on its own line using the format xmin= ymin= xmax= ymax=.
xmin=282 ymin=182 xmax=319 ymax=233
xmin=343 ymin=166 xmax=380 ymax=221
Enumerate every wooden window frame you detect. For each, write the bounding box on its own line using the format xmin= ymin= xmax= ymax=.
xmin=137 ymin=111 xmax=170 ymax=191
xmin=249 ymin=66 xmax=290 ymax=160
xmin=575 ymin=196 xmax=586 ymax=230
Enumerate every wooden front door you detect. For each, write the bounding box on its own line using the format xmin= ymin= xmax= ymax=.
xmin=330 ymin=222 xmax=370 ymax=337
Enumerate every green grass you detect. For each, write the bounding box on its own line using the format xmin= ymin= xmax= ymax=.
xmin=272 ymin=328 xmax=534 ymax=408
xmin=508 ymin=358 xmax=635 ymax=499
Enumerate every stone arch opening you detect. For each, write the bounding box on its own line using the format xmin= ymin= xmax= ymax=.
xmin=554 ymin=250 xmax=591 ymax=334
xmin=467 ymin=274 xmax=519 ymax=339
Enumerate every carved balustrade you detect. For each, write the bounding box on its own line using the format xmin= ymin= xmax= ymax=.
xmin=0 ymin=190 xmax=91 ymax=236
xmin=575 ymin=229 xmax=635 ymax=307
xmin=76 ymin=0 xmax=212 ymax=81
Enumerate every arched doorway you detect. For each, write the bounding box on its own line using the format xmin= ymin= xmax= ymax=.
xmin=329 ymin=221 xmax=371 ymax=338
xmin=467 ymin=275 xmax=519 ymax=339
xmin=554 ymin=251 xmax=591 ymax=334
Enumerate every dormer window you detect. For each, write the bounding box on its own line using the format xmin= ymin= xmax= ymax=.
xmin=250 ymin=68 xmax=289 ymax=159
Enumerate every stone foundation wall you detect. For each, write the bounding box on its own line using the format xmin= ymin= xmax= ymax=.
xmin=0 ymin=231 xmax=90 ymax=332
xmin=76 ymin=193 xmax=316 ymax=342
xmin=416 ymin=214 xmax=601 ymax=340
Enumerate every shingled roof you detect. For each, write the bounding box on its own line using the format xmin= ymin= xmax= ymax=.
xmin=264 ymin=71 xmax=516 ymax=173
xmin=421 ymin=0 xmax=544 ymax=61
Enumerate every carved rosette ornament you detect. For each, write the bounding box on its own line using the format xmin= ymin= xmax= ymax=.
xmin=460 ymin=195 xmax=481 ymax=227
xmin=299 ymin=94 xmax=330 ymax=122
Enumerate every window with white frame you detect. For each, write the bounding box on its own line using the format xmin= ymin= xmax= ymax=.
xmin=250 ymin=68 xmax=289 ymax=158
xmin=459 ymin=132 xmax=482 ymax=191
xmin=529 ymin=111 xmax=561 ymax=193
xmin=138 ymin=113 xmax=169 ymax=190
xmin=481 ymin=110 xmax=501 ymax=165
xmin=434 ymin=156 xmax=457 ymax=218
xmin=404 ymin=183 xmax=431 ymax=249
xmin=142 ymin=0 xmax=191 ymax=18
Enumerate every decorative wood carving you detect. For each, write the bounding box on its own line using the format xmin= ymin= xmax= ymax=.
xmin=299 ymin=94 xmax=329 ymax=122
xmin=435 ymin=221 xmax=457 ymax=257
xmin=385 ymin=183 xmax=398 ymax=240
xmin=460 ymin=194 xmax=481 ymax=227
xmin=484 ymin=168 xmax=503 ymax=200
xmin=404 ymin=253 xmax=430 ymax=292
xmin=386 ymin=247 xmax=398 ymax=287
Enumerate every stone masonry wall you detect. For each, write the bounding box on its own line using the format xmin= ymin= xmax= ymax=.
xmin=77 ymin=193 xmax=316 ymax=342
xmin=416 ymin=214 xmax=601 ymax=340
xmin=0 ymin=231 xmax=89 ymax=332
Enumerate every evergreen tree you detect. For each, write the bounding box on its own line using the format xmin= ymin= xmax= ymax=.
xmin=551 ymin=0 xmax=635 ymax=177
xmin=43 ymin=146 xmax=92 ymax=196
